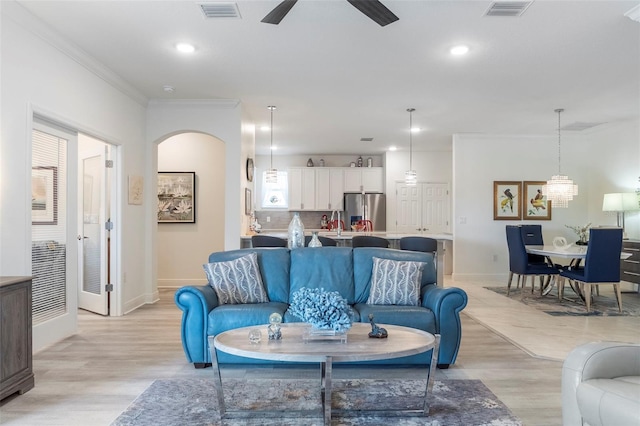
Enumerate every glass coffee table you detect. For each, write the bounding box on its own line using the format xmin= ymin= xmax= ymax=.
xmin=208 ymin=322 xmax=440 ymax=426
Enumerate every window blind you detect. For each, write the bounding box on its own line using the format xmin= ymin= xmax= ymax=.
xmin=31 ymin=129 xmax=68 ymax=325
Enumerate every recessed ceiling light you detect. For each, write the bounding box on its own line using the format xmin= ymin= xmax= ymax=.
xmin=176 ymin=43 xmax=195 ymax=53
xmin=450 ymin=45 xmax=469 ymax=56
xmin=163 ymin=85 xmax=175 ymax=93
xmin=388 ymin=146 xmax=397 ymax=151
xmin=411 ymin=127 xmax=421 ymax=133
xmin=261 ymin=126 xmax=270 ymax=131
xmin=270 ymin=146 xmax=278 ymax=151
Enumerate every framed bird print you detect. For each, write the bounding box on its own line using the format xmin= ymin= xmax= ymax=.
xmin=493 ymin=181 xmax=522 ymax=220
xmin=522 ymin=181 xmax=552 ymax=220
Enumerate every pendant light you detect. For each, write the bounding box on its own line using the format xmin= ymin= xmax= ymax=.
xmin=542 ymin=108 xmax=578 ymax=208
xmin=265 ymin=105 xmax=278 ymax=184
xmin=405 ymin=108 xmax=417 ymax=186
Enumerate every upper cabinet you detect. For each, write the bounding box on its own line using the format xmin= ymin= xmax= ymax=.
xmin=315 ymin=168 xmax=344 ymax=211
xmin=344 ymin=167 xmax=384 ymax=193
xmin=288 ymin=168 xmax=316 ymax=210
xmin=288 ymin=166 xmax=383 ymax=211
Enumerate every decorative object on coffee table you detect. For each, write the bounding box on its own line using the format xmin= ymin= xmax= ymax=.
xmin=367 ymin=314 xmax=388 ymax=338
xmin=288 ymin=287 xmax=352 ymax=332
xmin=268 ymin=312 xmax=282 ymax=340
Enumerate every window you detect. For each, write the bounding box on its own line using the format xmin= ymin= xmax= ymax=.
xmin=261 ymin=171 xmax=288 ymax=209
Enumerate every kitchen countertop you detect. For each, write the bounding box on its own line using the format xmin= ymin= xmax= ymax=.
xmin=241 ymin=231 xmax=453 ymax=240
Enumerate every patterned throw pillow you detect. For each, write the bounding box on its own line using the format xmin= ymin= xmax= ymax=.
xmin=203 ymin=253 xmax=269 ymax=304
xmin=366 ymin=257 xmax=425 ymax=306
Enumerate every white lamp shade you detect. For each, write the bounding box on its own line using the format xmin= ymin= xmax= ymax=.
xmin=602 ymin=192 xmax=638 ymax=212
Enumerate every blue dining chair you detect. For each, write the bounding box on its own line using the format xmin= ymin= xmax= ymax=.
xmin=251 ymin=235 xmax=287 ymax=248
xmin=558 ymin=228 xmax=623 ymax=312
xmin=506 ymin=225 xmax=560 ymax=295
xmin=399 ymin=236 xmax=437 ymax=253
xmin=351 ymin=235 xmax=389 ymax=248
xmin=520 ymin=224 xmax=547 ymax=265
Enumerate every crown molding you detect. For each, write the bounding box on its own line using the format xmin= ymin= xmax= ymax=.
xmin=3 ymin=1 xmax=148 ymax=106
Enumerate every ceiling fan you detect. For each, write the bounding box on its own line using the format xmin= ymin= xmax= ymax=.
xmin=261 ymin=0 xmax=399 ymax=27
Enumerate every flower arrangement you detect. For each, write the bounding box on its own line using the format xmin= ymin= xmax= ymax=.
xmin=565 ymin=223 xmax=591 ymax=244
xmin=288 ymin=287 xmax=352 ymax=332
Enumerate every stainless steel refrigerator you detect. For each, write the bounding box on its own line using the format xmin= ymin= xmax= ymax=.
xmin=343 ymin=193 xmax=386 ymax=231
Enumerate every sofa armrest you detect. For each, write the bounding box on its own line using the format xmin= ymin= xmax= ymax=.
xmin=174 ymin=285 xmax=219 ymax=364
xmin=561 ymin=342 xmax=640 ymax=426
xmin=421 ymin=284 xmax=468 ymax=365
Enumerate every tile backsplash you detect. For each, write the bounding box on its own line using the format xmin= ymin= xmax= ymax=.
xmin=255 ymin=211 xmax=332 ymax=230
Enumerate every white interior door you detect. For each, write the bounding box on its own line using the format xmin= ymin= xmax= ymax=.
xmin=422 ymin=183 xmax=451 ymax=233
xmin=395 ymin=183 xmax=421 ymax=233
xmin=78 ymin=142 xmax=109 ymax=315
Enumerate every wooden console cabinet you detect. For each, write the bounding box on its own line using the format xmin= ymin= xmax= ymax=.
xmin=621 ymin=240 xmax=640 ymax=287
xmin=0 ymin=276 xmax=34 ymax=400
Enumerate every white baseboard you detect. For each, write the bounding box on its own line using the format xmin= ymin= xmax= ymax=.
xmin=451 ymin=273 xmax=506 ymax=282
xmin=157 ymin=278 xmax=207 ymax=288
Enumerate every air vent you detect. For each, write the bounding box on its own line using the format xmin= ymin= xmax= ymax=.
xmin=485 ymin=2 xmax=532 ymax=17
xmin=199 ymin=2 xmax=241 ymax=19
xmin=561 ymin=122 xmax=606 ymax=131
xmin=360 ymin=137 xmax=374 ymax=142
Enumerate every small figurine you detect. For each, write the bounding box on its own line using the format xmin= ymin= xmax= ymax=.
xmin=368 ymin=314 xmax=388 ymax=339
xmin=268 ymin=312 xmax=282 ymax=340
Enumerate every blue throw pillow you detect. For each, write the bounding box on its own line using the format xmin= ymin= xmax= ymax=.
xmin=366 ymin=257 xmax=424 ymax=306
xmin=203 ymin=252 xmax=269 ymax=304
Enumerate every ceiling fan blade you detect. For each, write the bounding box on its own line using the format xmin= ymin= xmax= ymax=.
xmin=261 ymin=0 xmax=299 ymax=25
xmin=347 ymin=0 xmax=399 ymax=26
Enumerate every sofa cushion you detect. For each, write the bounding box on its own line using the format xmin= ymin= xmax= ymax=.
xmin=353 ymin=248 xmax=436 ymax=304
xmin=353 ymin=303 xmax=436 ymax=334
xmin=577 ymin=378 xmax=640 ymax=426
xmin=289 ymin=247 xmax=354 ymax=303
xmin=208 ymin=248 xmax=290 ymax=303
xmin=203 ymin=253 xmax=269 ymax=304
xmin=208 ymin=302 xmax=289 ymax=336
xmin=367 ymin=257 xmax=424 ymax=306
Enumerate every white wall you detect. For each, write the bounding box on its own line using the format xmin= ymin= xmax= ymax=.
xmin=1 ymin=3 xmax=148 ymax=350
xmin=146 ymin=100 xmax=246 ymax=282
xmin=453 ymin=119 xmax=639 ymax=281
xmin=157 ymin=133 xmax=225 ymax=287
xmin=384 ymin=150 xmax=453 ymax=232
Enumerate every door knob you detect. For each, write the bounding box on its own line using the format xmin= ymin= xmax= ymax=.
xmin=77 ymin=235 xmax=88 ymax=240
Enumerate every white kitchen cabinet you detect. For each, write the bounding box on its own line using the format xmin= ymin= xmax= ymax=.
xmin=344 ymin=167 xmax=383 ymax=193
xmin=396 ymin=182 xmax=450 ymax=233
xmin=288 ymin=168 xmax=316 ymax=210
xmin=316 ymin=168 xmax=344 ymax=211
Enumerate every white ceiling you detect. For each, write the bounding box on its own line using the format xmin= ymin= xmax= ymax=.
xmin=15 ymin=0 xmax=640 ymax=155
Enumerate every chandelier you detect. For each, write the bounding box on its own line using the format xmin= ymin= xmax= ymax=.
xmin=265 ymin=105 xmax=278 ymax=184
xmin=405 ymin=108 xmax=417 ymax=186
xmin=542 ymin=108 xmax=578 ymax=208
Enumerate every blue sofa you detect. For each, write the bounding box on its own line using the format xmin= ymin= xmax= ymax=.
xmin=175 ymin=247 xmax=468 ymax=368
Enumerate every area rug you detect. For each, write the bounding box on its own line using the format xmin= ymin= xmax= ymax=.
xmin=111 ymin=378 xmax=521 ymax=425
xmin=485 ymin=285 xmax=640 ymax=316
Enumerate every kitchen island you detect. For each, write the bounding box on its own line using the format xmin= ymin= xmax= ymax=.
xmin=240 ymin=232 xmax=453 ymax=286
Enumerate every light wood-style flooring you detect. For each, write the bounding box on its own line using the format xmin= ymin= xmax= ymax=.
xmin=2 ymin=280 xmax=638 ymax=426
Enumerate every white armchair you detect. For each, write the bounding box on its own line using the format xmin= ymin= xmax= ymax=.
xmin=562 ymin=341 xmax=640 ymax=426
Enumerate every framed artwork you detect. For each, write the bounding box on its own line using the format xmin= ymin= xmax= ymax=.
xmin=523 ymin=181 xmax=552 ymax=220
xmin=157 ymin=172 xmax=196 ymax=223
xmin=245 ymin=188 xmax=252 ymax=215
xmin=493 ymin=181 xmax=522 ymax=220
xmin=128 ymin=175 xmax=143 ymax=205
xmin=32 ymin=166 xmax=58 ymax=225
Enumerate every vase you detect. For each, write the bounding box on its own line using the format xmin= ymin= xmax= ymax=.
xmin=308 ymin=231 xmax=322 ymax=247
xmin=288 ymin=212 xmax=305 ymax=249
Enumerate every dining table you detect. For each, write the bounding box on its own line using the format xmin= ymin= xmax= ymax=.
xmin=525 ymin=244 xmax=632 ymax=297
